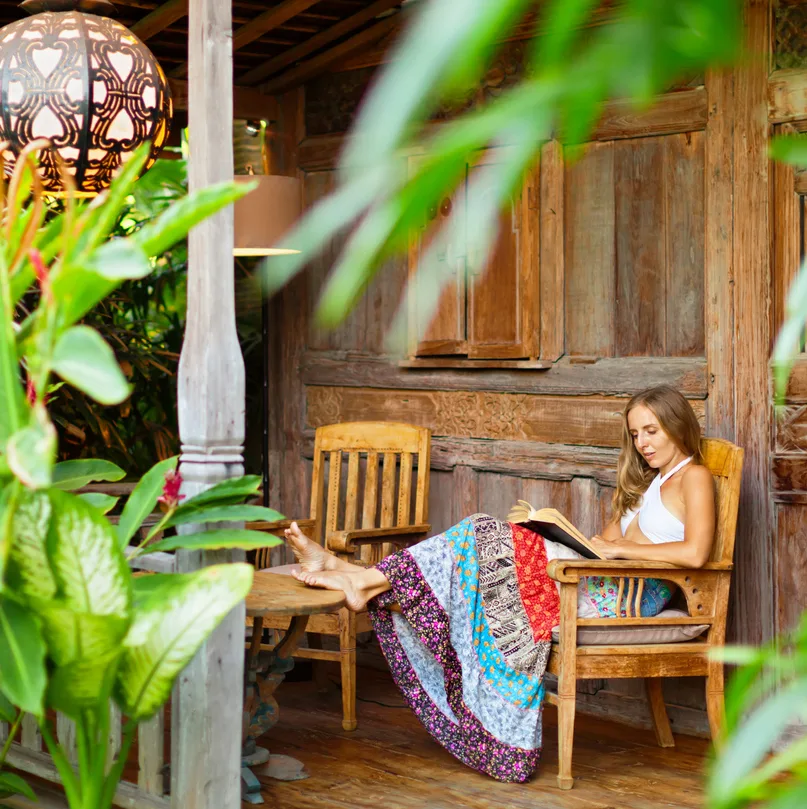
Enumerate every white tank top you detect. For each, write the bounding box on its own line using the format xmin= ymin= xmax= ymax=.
xmin=619 ymin=456 xmax=691 ymax=544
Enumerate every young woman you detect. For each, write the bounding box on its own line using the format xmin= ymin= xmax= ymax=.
xmin=285 ymin=385 xmax=716 ymax=783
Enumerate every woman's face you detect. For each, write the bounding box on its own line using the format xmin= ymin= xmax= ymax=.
xmin=626 ymin=403 xmax=682 ymax=470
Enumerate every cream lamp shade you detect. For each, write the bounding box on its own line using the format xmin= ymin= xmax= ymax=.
xmin=0 ymin=0 xmax=172 ymax=196
xmin=233 ymin=174 xmax=302 ymax=256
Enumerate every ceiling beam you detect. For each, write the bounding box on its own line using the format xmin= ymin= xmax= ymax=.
xmin=168 ymin=78 xmax=278 ymax=122
xmin=169 ymin=0 xmax=320 ymax=80
xmin=238 ymin=0 xmax=401 ymax=86
xmin=259 ymin=14 xmax=401 ymax=95
xmin=129 ymin=0 xmax=188 ymax=42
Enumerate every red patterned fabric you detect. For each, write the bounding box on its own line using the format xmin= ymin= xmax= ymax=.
xmin=510 ymin=523 xmax=560 ymax=642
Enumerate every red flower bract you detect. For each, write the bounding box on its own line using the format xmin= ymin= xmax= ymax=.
xmin=157 ymin=468 xmax=185 ymax=508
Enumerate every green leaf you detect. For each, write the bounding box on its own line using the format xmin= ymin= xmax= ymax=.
xmin=773 ymin=258 xmax=807 ymax=402
xmin=48 ymin=489 xmax=131 ymax=618
xmin=38 ymin=604 xmax=129 ymax=668
xmin=708 ymin=679 xmax=807 ymax=807
xmin=81 ymin=143 xmax=152 ymax=252
xmin=52 ymin=325 xmax=131 ymax=406
xmin=117 ymin=456 xmax=178 ymax=548
xmin=0 ymin=294 xmax=23 ymax=447
xmin=6 ymin=408 xmax=56 ymax=490
xmin=0 ymin=772 xmax=36 ymax=802
xmin=52 ymin=459 xmax=126 ymax=491
xmin=78 ymin=492 xmax=119 ymax=515
xmin=115 ymin=564 xmax=253 ymax=721
xmin=0 ymin=689 xmax=15 ymax=723
xmin=8 ymin=489 xmax=57 ymax=604
xmin=770 ymin=134 xmax=807 ymax=168
xmin=134 ymin=180 xmax=254 ymax=258
xmin=48 ymin=650 xmax=121 ymax=719
xmin=50 ymin=240 xmax=153 ymax=328
xmin=0 ymin=595 xmax=46 ymax=716
xmin=165 ymin=504 xmax=284 ymax=529
xmin=144 ymin=529 xmax=282 ymax=554
xmin=175 ymin=475 xmax=262 ymax=512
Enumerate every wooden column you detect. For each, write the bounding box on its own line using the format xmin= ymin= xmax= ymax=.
xmin=173 ymin=0 xmax=245 ymax=806
xmin=729 ymin=0 xmax=774 ymax=645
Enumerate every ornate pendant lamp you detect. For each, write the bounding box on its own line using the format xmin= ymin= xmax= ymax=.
xmin=0 ymin=0 xmax=172 ymax=196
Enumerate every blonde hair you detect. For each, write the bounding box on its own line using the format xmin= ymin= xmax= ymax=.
xmin=612 ymin=385 xmax=703 ymax=520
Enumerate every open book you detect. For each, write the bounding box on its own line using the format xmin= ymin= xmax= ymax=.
xmin=507 ymin=501 xmax=604 ymax=560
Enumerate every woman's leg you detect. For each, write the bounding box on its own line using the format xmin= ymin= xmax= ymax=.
xmin=292 ymin=565 xmax=391 ymax=611
xmin=284 ymin=521 xmax=364 ymax=574
xmin=285 ymin=521 xmax=391 ymax=610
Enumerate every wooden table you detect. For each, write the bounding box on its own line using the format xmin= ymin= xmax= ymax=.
xmin=241 ymin=572 xmax=346 ymax=803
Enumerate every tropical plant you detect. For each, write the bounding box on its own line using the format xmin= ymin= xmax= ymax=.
xmin=0 ymin=143 xmax=283 ymax=809
xmin=47 ymin=157 xmax=189 ymax=474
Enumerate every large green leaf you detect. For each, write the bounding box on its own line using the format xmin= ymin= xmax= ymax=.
xmin=165 ymin=504 xmax=284 ymax=529
xmin=0 ymin=688 xmax=15 ymax=722
xmin=709 ymin=679 xmax=807 ymax=807
xmin=52 ymin=325 xmax=131 ymax=406
xmin=0 ymin=772 xmax=36 ymax=802
xmin=0 ymin=293 xmax=23 ymax=447
xmin=0 ymin=595 xmax=46 ymax=716
xmin=174 ymin=475 xmax=262 ymax=513
xmin=134 ymin=181 xmax=254 ymax=258
xmin=38 ymin=604 xmax=129 ymax=668
xmin=48 ymin=650 xmax=120 ymax=719
xmin=6 ymin=409 xmax=56 ymax=490
xmin=143 ymin=529 xmax=282 ymax=554
xmin=8 ymin=489 xmax=56 ymax=604
xmin=52 ymin=459 xmax=126 ymax=491
xmin=78 ymin=492 xmax=119 ymax=514
xmin=115 ymin=564 xmax=253 ymax=721
xmin=770 ymin=134 xmax=807 ymax=168
xmin=117 ymin=456 xmax=178 ymax=548
xmin=50 ymin=240 xmax=153 ymax=328
xmin=48 ymin=490 xmax=131 ymax=617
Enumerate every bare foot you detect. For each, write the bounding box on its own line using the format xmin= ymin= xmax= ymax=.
xmin=291 ymin=568 xmax=369 ymax=611
xmin=284 ymin=522 xmax=338 ymax=573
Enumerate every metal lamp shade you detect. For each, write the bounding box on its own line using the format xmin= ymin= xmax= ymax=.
xmin=233 ymin=174 xmax=302 ymax=256
xmin=0 ymin=9 xmax=172 ymax=196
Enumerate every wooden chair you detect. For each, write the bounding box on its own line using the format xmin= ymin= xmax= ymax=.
xmin=544 ymin=437 xmax=743 ymax=789
xmin=249 ymin=421 xmax=432 ymax=731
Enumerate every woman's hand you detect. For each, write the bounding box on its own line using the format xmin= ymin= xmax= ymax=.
xmin=588 ymin=536 xmax=631 ymax=560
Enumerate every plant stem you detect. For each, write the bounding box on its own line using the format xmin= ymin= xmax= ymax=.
xmin=98 ymin=720 xmax=136 ymax=809
xmin=39 ymin=717 xmax=82 ymax=809
xmin=0 ymin=709 xmax=24 ymax=766
xmin=126 ymin=509 xmax=173 ymax=560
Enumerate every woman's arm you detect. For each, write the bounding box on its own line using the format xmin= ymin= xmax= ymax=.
xmin=588 ymin=465 xmax=716 ymax=568
xmin=595 ymin=518 xmax=623 ymax=542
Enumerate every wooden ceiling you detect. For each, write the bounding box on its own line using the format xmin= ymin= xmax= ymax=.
xmin=0 ymin=0 xmax=404 ymax=118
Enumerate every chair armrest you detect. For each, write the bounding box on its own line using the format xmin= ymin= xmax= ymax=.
xmin=327 ymin=524 xmax=431 ymax=554
xmin=546 ymin=558 xmax=732 ymax=583
xmin=246 ymin=518 xmax=317 ymax=537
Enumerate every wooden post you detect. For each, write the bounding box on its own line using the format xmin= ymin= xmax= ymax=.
xmin=173 ymin=0 xmax=245 ymax=807
xmin=729 ymin=0 xmax=774 ymax=646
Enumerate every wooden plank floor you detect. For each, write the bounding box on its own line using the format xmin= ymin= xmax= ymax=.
xmin=248 ymin=666 xmax=710 ymax=809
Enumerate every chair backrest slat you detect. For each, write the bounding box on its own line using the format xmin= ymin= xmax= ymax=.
xmin=325 ymin=450 xmax=342 ymax=541
xmin=344 ymin=452 xmax=360 ymax=531
xmin=380 ymin=452 xmax=397 ymax=528
xmin=397 ymin=452 xmax=413 ymax=526
xmin=362 ymin=451 xmax=380 ymax=529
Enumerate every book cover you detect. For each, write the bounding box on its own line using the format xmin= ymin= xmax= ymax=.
xmin=507 ymin=501 xmax=604 ymax=560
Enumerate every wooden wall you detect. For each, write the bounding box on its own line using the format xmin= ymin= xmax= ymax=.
xmin=264 ymin=0 xmax=807 ymax=738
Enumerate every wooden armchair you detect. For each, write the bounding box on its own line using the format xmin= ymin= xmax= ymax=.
xmin=544 ymin=437 xmax=743 ymax=789
xmin=250 ymin=421 xmax=432 ymax=731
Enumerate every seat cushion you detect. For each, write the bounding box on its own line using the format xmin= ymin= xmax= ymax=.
xmin=550 ymin=608 xmax=709 ymax=646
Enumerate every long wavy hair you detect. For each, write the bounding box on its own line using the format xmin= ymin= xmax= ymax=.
xmin=612 ymin=385 xmax=703 ymax=520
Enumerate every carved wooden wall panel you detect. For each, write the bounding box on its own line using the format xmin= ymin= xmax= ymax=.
xmin=775 ymin=0 xmax=807 ymax=70
xmin=305 ymin=386 xmax=706 ymax=448
xmin=776 ymin=504 xmax=807 ymax=632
